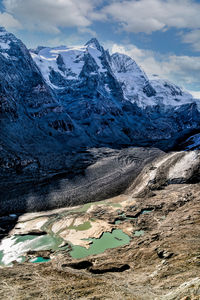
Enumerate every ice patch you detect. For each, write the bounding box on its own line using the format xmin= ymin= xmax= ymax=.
xmin=1 ymin=52 xmax=9 ymax=58
xmin=0 ymin=236 xmax=21 ymax=265
xmin=0 ymin=235 xmax=48 ymax=265
xmin=0 ymin=41 xmax=10 ymax=50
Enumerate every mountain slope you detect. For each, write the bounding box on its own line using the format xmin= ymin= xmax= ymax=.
xmin=31 ymin=38 xmax=200 ymax=150
xmin=111 ymin=52 xmax=195 ymax=108
xmin=0 ymin=27 xmax=90 ymax=181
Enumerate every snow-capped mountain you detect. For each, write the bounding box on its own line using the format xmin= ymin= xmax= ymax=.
xmin=1 ymin=28 xmax=200 ymax=214
xmin=111 ymin=52 xmax=156 ymax=105
xmin=30 ymin=37 xmax=200 ymax=149
xmin=0 ymin=28 xmax=200 ymax=184
xmin=111 ymin=52 xmax=194 ymax=108
xmin=31 ymin=40 xmax=195 ymax=109
xmin=30 ymin=38 xmax=124 ymax=105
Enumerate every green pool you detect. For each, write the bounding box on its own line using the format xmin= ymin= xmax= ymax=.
xmin=29 ymin=257 xmax=50 ymax=263
xmin=70 ymin=229 xmax=131 ymax=259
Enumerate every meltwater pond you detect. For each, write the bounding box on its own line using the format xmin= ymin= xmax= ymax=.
xmin=70 ymin=229 xmax=131 ymax=259
xmin=0 ymin=234 xmax=63 ymax=266
xmin=29 ymin=257 xmax=51 ymax=263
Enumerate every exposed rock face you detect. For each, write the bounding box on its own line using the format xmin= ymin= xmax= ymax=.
xmin=0 ymin=28 xmax=91 ymax=214
xmin=179 ymin=132 xmax=200 ymax=150
xmin=0 ymin=27 xmax=89 ymax=180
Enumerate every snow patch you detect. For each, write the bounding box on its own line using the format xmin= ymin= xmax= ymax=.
xmin=0 ymin=52 xmax=9 ymax=58
xmin=87 ymin=46 xmax=105 ymax=72
xmin=0 ymin=235 xmax=51 ymax=265
xmin=0 ymin=41 xmax=10 ymax=50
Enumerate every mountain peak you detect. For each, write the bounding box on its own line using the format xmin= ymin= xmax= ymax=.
xmin=0 ymin=27 xmax=10 ymax=38
xmin=0 ymin=27 xmax=19 ymax=44
xmin=0 ymin=26 xmax=9 ymax=33
xmin=85 ymin=38 xmax=102 ymax=51
xmin=0 ymin=26 xmax=6 ymax=33
xmin=111 ymin=51 xmax=145 ymax=76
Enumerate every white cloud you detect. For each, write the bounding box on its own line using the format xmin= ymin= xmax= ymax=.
xmin=3 ymin=0 xmax=99 ymax=33
xmin=182 ymin=29 xmax=200 ymax=51
xmin=4 ymin=0 xmax=200 ymax=37
xmin=0 ymin=12 xmax=21 ymax=30
xmin=189 ymin=91 xmax=200 ymax=99
xmin=78 ymin=27 xmax=96 ymax=37
xmin=102 ymin=0 xmax=200 ymax=34
xmin=2 ymin=0 xmax=200 ymax=52
xmin=47 ymin=34 xmax=89 ymax=48
xmin=111 ymin=43 xmax=200 ymax=91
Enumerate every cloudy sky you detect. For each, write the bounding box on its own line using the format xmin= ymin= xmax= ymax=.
xmin=0 ymin=0 xmax=200 ymax=98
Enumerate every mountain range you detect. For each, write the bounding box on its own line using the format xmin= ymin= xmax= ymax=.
xmin=0 ymin=26 xmax=200 ymax=213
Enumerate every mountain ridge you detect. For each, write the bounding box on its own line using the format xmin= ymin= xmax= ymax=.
xmin=30 ymin=35 xmax=200 ymax=150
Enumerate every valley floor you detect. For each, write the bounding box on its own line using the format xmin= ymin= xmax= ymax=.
xmin=0 ymin=182 xmax=200 ymax=300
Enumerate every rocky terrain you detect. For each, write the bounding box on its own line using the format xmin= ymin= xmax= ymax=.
xmin=0 ymin=150 xmax=200 ymax=299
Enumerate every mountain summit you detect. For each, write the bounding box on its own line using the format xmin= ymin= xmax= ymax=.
xmin=85 ymin=37 xmax=103 ymax=51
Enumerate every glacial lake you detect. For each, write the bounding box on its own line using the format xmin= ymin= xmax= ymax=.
xmin=70 ymin=229 xmax=131 ymax=259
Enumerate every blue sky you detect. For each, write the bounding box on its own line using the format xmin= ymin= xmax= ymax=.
xmin=0 ymin=0 xmax=200 ymax=97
